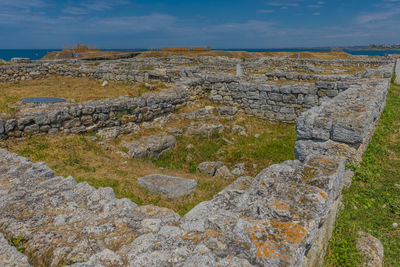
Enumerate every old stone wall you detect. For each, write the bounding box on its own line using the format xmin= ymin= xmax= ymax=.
xmin=0 ymin=89 xmax=187 ymax=140
xmin=295 ymin=79 xmax=389 ymax=164
xmin=184 ymin=73 xmax=355 ymax=122
xmin=0 ymin=58 xmax=394 ymax=266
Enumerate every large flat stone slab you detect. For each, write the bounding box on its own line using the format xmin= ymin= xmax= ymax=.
xmin=138 ymin=174 xmax=197 ymax=199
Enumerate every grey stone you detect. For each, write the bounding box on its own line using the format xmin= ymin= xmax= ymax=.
xmin=215 ymin=166 xmax=234 ymax=178
xmin=197 ymin=161 xmax=224 ymax=176
xmin=97 ymin=127 xmax=120 ymax=140
xmin=356 ymin=232 xmax=384 ymax=267
xmin=123 ymin=133 xmax=176 ymax=159
xmin=138 ymin=174 xmax=197 ymax=199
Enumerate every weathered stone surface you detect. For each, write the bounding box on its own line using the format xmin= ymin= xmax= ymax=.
xmin=356 ymin=232 xmax=384 ymax=267
xmin=185 ymin=122 xmax=224 ymax=136
xmin=197 ymin=161 xmax=224 ymax=176
xmin=0 ymin=149 xmax=180 ymax=266
xmin=0 ymin=233 xmax=31 ymax=266
xmin=97 ymin=127 xmax=120 ymax=140
xmin=215 ymin=165 xmax=234 ymax=178
xmin=216 ymin=106 xmax=238 ymax=116
xmin=181 ymin=108 xmax=215 ymax=120
xmin=295 ymin=80 xmax=389 ymax=163
xmin=138 ymin=174 xmax=197 ymax=199
xmin=122 ymin=133 xmax=176 ymax=159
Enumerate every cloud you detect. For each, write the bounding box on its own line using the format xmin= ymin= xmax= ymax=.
xmin=356 ymin=9 xmax=400 ymax=24
xmin=0 ymin=0 xmax=48 ymax=9
xmin=81 ymin=0 xmax=128 ymax=11
xmin=258 ymin=9 xmax=275 ymax=13
xmin=313 ymin=12 xmax=320 ymax=15
xmin=62 ymin=7 xmax=88 ymax=15
xmin=61 ymin=0 xmax=129 ymax=15
xmin=267 ymin=1 xmax=301 ymax=7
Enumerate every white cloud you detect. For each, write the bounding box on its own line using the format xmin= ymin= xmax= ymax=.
xmin=258 ymin=9 xmax=275 ymax=13
xmin=267 ymin=1 xmax=300 ymax=7
xmin=356 ymin=9 xmax=400 ymax=24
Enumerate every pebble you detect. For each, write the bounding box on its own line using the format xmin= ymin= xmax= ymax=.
xmin=393 ymin=223 xmax=398 ymax=228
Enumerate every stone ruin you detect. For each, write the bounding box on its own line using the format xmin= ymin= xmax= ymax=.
xmin=0 ymin=56 xmax=398 ymax=266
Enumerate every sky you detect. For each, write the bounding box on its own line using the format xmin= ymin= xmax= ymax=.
xmin=0 ymin=0 xmax=399 ymax=49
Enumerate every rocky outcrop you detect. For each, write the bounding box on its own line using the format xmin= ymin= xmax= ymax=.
xmin=138 ymin=174 xmax=197 ymax=199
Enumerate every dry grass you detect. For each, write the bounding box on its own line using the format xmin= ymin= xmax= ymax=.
xmin=2 ymin=135 xmax=235 ymax=216
xmin=139 ymin=50 xmax=351 ymax=60
xmin=41 ymin=51 xmax=140 ymax=60
xmin=2 ymin=103 xmax=296 ymax=215
xmin=0 ymin=76 xmax=167 ymax=113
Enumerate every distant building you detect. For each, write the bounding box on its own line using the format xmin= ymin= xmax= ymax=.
xmin=62 ymin=44 xmax=101 ymax=53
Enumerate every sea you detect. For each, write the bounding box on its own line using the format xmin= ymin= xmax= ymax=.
xmin=1 ymin=48 xmax=400 ymax=61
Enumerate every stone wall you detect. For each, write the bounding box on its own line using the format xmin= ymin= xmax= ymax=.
xmin=0 ymin=61 xmax=184 ymax=83
xmin=184 ymin=73 xmax=355 ymax=122
xmin=0 ymin=58 xmax=394 ymax=266
xmin=295 ymin=79 xmax=389 ymax=164
xmin=0 ymin=89 xmax=188 ymax=140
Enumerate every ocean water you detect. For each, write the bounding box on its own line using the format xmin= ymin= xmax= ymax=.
xmin=1 ymin=48 xmax=400 ymax=61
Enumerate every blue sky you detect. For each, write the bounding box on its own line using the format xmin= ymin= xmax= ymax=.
xmin=0 ymin=0 xmax=399 ymax=49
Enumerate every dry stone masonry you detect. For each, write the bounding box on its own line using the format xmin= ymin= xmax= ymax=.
xmin=0 ymin=55 xmax=396 ymax=266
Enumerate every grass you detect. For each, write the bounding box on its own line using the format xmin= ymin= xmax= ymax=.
xmin=139 ymin=50 xmax=351 ymax=60
xmin=0 ymin=76 xmax=167 ymax=113
xmin=325 ymin=81 xmax=400 ymax=266
xmin=2 ymin=108 xmax=296 ymax=216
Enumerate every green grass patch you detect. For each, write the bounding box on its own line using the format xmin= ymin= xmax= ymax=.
xmin=153 ymin=119 xmax=296 ymax=176
xmin=325 ymin=82 xmax=400 ymax=266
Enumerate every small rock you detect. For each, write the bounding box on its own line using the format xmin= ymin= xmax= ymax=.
xmin=87 ymin=136 xmax=97 ymax=142
xmin=116 ymin=151 xmax=130 ymax=159
xmin=122 ymin=133 xmax=176 ymax=159
xmin=167 ymin=127 xmax=183 ymax=136
xmin=102 ymin=80 xmax=109 ymax=87
xmin=138 ymin=174 xmax=197 ymax=199
xmin=395 ymin=184 xmax=400 ymax=190
xmin=197 ymin=161 xmax=224 ymax=176
xmin=254 ymin=134 xmax=260 ymax=138
xmin=356 ymin=231 xmax=384 ymax=267
xmin=222 ymin=137 xmax=234 ymax=145
xmin=232 ymin=125 xmax=247 ymax=136
xmin=232 ymin=163 xmax=245 ymax=176
xmin=215 ymin=166 xmax=234 ymax=179
xmin=97 ymin=127 xmax=120 ymax=140
xmin=393 ymin=222 xmax=398 ymax=228
xmin=253 ymin=164 xmax=258 ymax=169
xmin=185 ymin=123 xmax=224 ymax=136
xmin=216 ymin=106 xmax=238 ymax=116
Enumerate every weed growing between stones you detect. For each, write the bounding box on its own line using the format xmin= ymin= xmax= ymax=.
xmin=325 ymin=82 xmax=400 ymax=266
xmin=8 ymin=235 xmax=25 ymax=253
